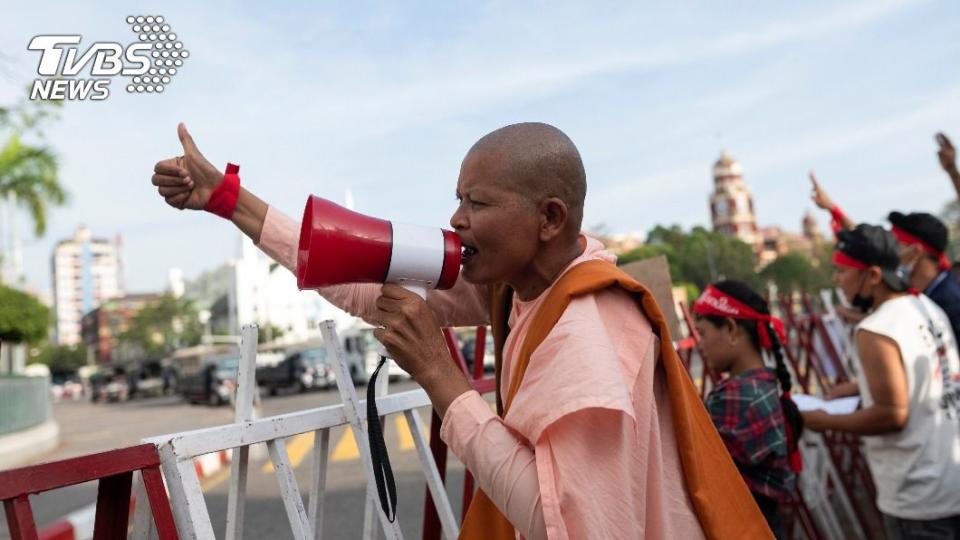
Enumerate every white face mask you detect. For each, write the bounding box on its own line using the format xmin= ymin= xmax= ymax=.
xmin=896 ymin=260 xmax=915 ymax=283
xmin=896 ymin=247 xmax=920 ymax=283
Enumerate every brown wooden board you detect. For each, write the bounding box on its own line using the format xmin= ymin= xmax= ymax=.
xmin=618 ymin=255 xmax=682 ymax=340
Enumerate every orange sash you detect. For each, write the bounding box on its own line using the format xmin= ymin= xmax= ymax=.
xmin=458 ymin=260 xmax=771 ymax=539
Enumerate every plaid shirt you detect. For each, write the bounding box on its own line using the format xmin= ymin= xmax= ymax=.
xmin=705 ymin=368 xmax=795 ymax=501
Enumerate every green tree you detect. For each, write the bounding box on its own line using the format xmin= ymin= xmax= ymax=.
xmin=258 ymin=323 xmax=286 ymax=344
xmin=119 ymin=294 xmax=203 ymax=357
xmin=617 ymin=243 xmax=701 ymax=302
xmin=0 ymin=133 xmax=66 ymax=236
xmin=618 ymin=243 xmax=676 ymax=268
xmin=760 ymin=252 xmax=833 ymax=292
xmin=0 ymin=92 xmax=63 ymax=138
xmin=638 ymin=224 xmax=760 ymax=289
xmin=0 ymin=285 xmax=48 ymax=344
xmin=30 ymin=344 xmax=87 ymax=378
xmin=0 ymin=97 xmax=67 ymax=237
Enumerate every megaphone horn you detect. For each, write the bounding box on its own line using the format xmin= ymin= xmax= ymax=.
xmin=296 ymin=195 xmax=461 ymax=296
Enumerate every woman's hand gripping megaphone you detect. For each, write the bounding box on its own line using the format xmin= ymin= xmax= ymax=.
xmin=372 ymin=284 xmax=454 ymax=382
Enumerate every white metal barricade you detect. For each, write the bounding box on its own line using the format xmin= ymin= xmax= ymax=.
xmin=794 ymin=432 xmax=865 ymax=540
xmin=132 ymin=322 xmax=458 ymax=540
xmin=818 ymin=289 xmax=859 ymax=375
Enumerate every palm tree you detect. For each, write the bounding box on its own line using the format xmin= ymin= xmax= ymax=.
xmin=0 ymin=132 xmax=67 ymax=285
xmin=0 ymin=132 xmax=67 ymax=237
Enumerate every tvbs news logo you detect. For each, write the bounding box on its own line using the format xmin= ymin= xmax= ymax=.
xmin=28 ymin=15 xmax=188 ymax=101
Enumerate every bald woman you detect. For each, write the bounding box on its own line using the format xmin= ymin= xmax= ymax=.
xmin=152 ymin=123 xmax=768 ymax=539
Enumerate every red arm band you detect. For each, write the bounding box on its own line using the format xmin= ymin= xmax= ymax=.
xmin=204 ymin=163 xmax=241 ymax=219
xmin=830 ymin=206 xmax=846 ymax=234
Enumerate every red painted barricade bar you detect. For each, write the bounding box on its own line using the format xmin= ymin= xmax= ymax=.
xmin=0 ymin=443 xmax=178 ymax=540
xmin=422 ymin=327 xmax=497 ymax=540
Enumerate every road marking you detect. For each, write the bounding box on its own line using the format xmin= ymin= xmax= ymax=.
xmin=255 ymin=414 xmax=432 ymax=471
xmin=396 ymin=415 xmax=415 ymax=451
xmin=331 ymin=428 xmax=360 ymax=462
xmin=262 ymin=432 xmax=316 ymax=473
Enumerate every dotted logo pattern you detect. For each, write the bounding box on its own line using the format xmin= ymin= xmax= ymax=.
xmin=124 ymin=15 xmax=188 ymax=94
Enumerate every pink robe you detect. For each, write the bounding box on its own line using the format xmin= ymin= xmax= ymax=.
xmin=258 ymin=206 xmax=704 ymax=539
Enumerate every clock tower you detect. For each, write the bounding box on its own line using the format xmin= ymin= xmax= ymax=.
xmin=709 ymin=151 xmax=759 ymax=247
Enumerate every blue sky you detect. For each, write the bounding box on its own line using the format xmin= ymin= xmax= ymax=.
xmin=2 ymin=0 xmax=960 ymax=296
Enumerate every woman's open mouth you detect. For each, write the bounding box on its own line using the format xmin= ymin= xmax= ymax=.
xmin=461 ymin=244 xmax=478 ymax=265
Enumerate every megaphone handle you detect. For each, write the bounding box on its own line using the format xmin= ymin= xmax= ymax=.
xmin=399 ymin=281 xmax=427 ymax=300
xmin=375 ymin=282 xmax=426 ymax=358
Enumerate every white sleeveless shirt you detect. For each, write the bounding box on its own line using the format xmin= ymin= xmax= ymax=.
xmin=856 ymin=294 xmax=960 ymax=519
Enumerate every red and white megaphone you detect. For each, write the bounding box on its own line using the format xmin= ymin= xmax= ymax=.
xmin=296 ymin=195 xmax=461 ymax=298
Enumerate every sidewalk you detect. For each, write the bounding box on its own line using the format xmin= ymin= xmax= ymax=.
xmin=0 ymin=419 xmax=59 ymax=470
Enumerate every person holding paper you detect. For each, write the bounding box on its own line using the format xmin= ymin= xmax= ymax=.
xmin=803 ymin=224 xmax=960 ymax=538
xmin=693 ymin=280 xmax=804 ymax=539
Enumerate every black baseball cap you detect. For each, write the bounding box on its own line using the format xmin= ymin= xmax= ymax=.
xmin=835 ymin=224 xmax=907 ymax=292
xmin=888 ymin=211 xmax=948 ymax=254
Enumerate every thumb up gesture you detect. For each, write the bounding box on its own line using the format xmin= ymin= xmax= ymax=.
xmin=152 ymin=123 xmax=223 ymax=210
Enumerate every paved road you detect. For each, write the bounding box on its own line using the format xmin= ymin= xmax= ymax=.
xmin=1 ymin=380 xmax=476 ymax=539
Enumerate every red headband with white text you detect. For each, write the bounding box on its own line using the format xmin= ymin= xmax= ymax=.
xmin=693 ymin=285 xmax=786 ymax=350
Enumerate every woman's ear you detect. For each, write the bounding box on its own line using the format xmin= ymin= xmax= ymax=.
xmin=724 ymin=317 xmax=739 ymax=344
xmin=538 ymin=197 xmax=569 ymax=242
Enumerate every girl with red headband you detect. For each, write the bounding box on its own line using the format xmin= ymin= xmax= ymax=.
xmin=693 ymin=280 xmax=803 ymax=539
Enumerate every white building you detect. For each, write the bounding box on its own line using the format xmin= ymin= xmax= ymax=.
xmin=51 ymin=226 xmax=123 ymax=345
xmin=709 ymin=151 xmax=759 ymax=247
xmin=181 ymin=233 xmax=356 ymax=344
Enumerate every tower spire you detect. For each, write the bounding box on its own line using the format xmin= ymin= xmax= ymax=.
xmin=709 ymin=151 xmax=758 ymax=247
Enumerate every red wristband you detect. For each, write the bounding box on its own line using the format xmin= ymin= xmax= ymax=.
xmin=204 ymin=163 xmax=241 ymax=219
xmin=829 ymin=206 xmax=846 ymax=234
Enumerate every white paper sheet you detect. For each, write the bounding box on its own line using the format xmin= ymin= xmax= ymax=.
xmin=791 ymin=394 xmax=860 ymax=415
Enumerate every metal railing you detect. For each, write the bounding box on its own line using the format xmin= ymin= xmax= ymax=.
xmin=136 ymin=322 xmax=458 ymax=540
xmin=0 ymin=443 xmax=178 ymax=540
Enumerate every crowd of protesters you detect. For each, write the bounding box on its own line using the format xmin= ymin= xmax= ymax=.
xmin=692 ymin=132 xmax=960 ymax=539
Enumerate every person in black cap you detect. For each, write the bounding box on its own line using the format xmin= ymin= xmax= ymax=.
xmin=889 ymin=211 xmax=960 ymax=346
xmin=803 ymin=224 xmax=960 ymax=538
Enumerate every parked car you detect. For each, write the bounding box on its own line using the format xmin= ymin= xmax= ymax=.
xmin=127 ymin=359 xmax=171 ymax=399
xmin=178 ymin=354 xmax=240 ymax=406
xmin=51 ymin=378 xmax=83 ymax=401
xmin=257 ymin=347 xmax=335 ymax=395
xmin=164 ymin=344 xmax=236 ymax=402
xmin=89 ymin=366 xmax=130 ymax=403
